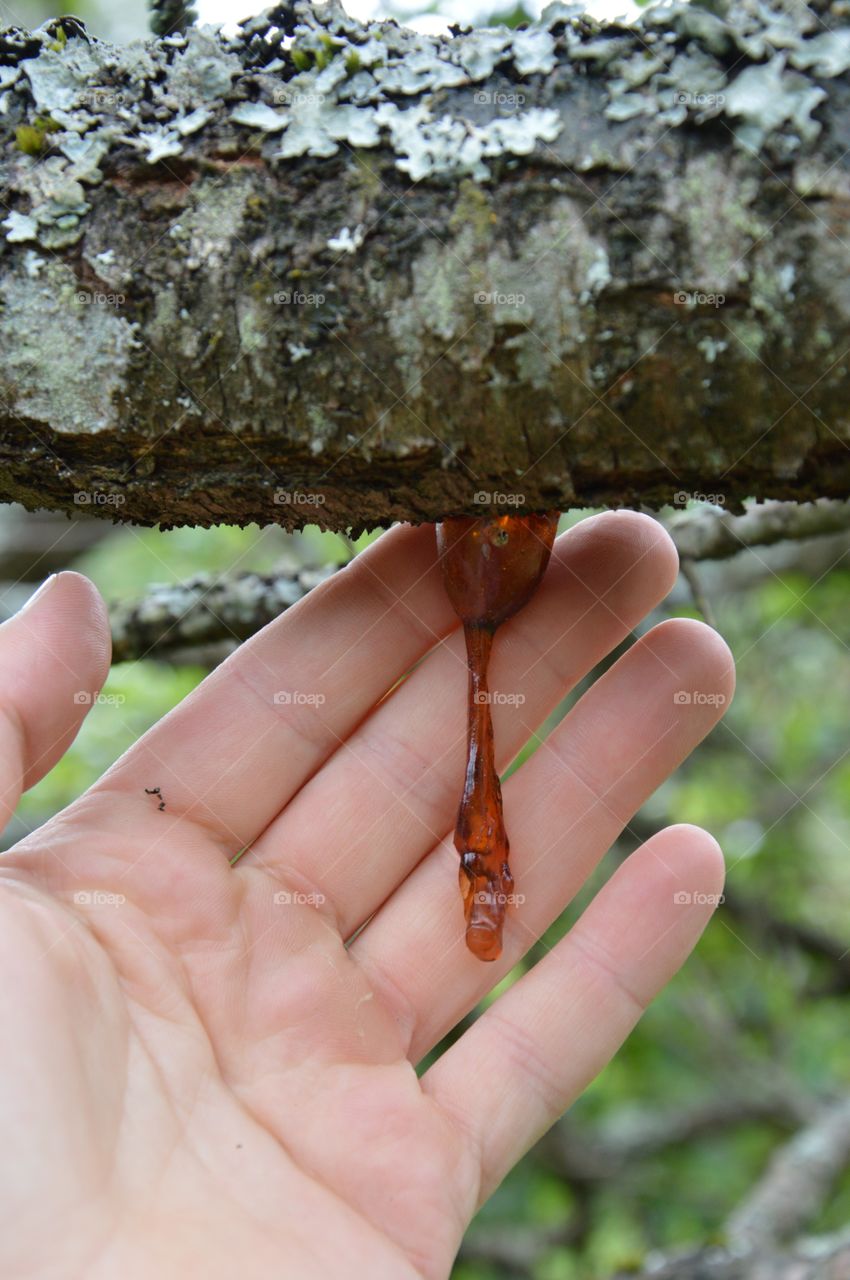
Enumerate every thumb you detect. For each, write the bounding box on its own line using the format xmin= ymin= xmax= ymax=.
xmin=0 ymin=572 xmax=111 ymax=829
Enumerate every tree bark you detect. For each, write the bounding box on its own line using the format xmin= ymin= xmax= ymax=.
xmin=2 ymin=0 xmax=850 ymax=530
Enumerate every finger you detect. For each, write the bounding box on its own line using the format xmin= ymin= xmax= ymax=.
xmin=352 ymin=618 xmax=734 ymax=1059
xmin=85 ymin=523 xmax=454 ymax=851
xmin=250 ymin=511 xmax=678 ymax=928
xmin=423 ymin=825 xmax=724 ymax=1204
xmin=0 ymin=573 xmax=111 ymax=829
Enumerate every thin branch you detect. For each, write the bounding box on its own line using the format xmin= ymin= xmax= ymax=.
xmin=614 ymin=1236 xmax=850 ymax=1280
xmin=679 ymin=559 xmax=719 ymax=629
xmin=667 ymin=500 xmax=850 ymax=562
xmin=726 ymin=1096 xmax=850 ymax=1251
xmin=540 ymin=1086 xmax=812 ymax=1186
xmin=721 ymin=890 xmax=850 ymax=997
xmin=108 ymin=567 xmax=336 ymax=664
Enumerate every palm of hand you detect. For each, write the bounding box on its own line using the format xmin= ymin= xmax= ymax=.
xmin=0 ymin=517 xmax=733 ymax=1279
xmin=1 ymin=835 xmax=467 ymax=1279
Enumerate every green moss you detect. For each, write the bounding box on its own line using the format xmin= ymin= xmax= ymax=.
xmin=449 ymin=179 xmax=496 ymax=243
xmin=676 ymin=154 xmax=766 ymax=290
xmin=15 ymin=115 xmax=60 ymax=155
xmin=315 ymin=34 xmax=341 ymax=70
xmin=350 ymin=149 xmax=382 ymax=199
xmin=290 ymin=35 xmax=343 ymax=73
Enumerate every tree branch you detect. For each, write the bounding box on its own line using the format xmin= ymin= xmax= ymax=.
xmin=615 ymin=1100 xmax=850 ymax=1280
xmin=721 ymin=889 xmax=850 ymax=997
xmin=540 ymin=1086 xmax=813 ymax=1185
xmin=2 ymin=3 xmax=850 ymax=528
xmin=667 ymin=500 xmax=850 ymax=562
xmin=108 ymin=565 xmax=335 ymax=663
xmin=726 ymin=1097 xmax=850 ymax=1251
xmin=615 ymin=1236 xmax=850 ymax=1280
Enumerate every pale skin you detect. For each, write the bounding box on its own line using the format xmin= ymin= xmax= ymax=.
xmin=0 ymin=513 xmax=734 ymax=1280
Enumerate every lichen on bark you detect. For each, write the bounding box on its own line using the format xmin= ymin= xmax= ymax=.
xmin=1 ymin=0 xmax=849 ymax=530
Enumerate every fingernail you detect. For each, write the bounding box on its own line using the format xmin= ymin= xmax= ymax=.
xmin=18 ymin=574 xmax=57 ymax=615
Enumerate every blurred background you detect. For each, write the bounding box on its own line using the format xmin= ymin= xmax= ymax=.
xmin=2 ymin=0 xmax=850 ymax=1277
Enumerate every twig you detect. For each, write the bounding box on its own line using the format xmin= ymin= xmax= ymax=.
xmin=726 ymin=1096 xmax=850 ymax=1250
xmin=667 ymin=499 xmax=850 ymax=562
xmin=109 ymin=566 xmax=336 ymax=663
xmin=540 ymin=1086 xmax=811 ymax=1185
xmin=679 ymin=559 xmax=718 ymax=629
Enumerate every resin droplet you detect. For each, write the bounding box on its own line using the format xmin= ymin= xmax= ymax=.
xmin=437 ymin=513 xmax=559 ymax=961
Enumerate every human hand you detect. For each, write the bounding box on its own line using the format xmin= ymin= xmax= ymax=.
xmin=0 ymin=514 xmax=733 ymax=1279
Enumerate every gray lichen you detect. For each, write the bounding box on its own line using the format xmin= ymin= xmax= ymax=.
xmin=2 ymin=0 xmax=846 ymax=254
xmin=383 ymin=194 xmax=612 ymax=392
xmin=0 ymin=0 xmax=848 ymax=524
xmin=723 ymin=56 xmax=826 ymax=151
xmin=0 ymin=259 xmax=136 ymax=432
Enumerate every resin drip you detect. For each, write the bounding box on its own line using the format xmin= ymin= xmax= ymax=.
xmin=437 ymin=512 xmax=559 ymax=961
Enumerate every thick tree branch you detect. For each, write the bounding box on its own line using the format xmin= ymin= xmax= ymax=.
xmin=2 ymin=2 xmax=850 ymax=528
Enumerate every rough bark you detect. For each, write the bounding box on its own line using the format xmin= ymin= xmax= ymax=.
xmin=2 ymin=1 xmax=850 ymax=530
